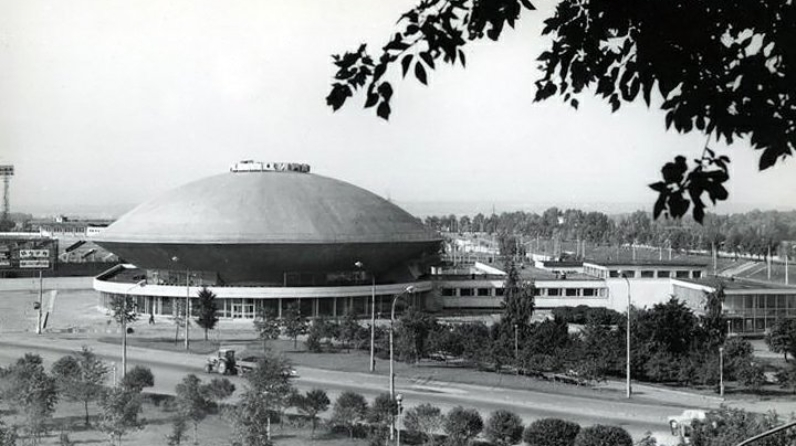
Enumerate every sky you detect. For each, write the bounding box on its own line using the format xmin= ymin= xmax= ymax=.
xmin=1 ymin=0 xmax=794 ymax=218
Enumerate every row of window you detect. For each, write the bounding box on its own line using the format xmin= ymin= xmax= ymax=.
xmin=724 ymin=294 xmax=796 ymax=310
xmin=440 ymin=287 xmax=607 ymax=298
xmin=587 ymin=269 xmax=703 ymax=279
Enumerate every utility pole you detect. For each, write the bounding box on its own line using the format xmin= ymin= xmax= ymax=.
xmin=36 ymin=270 xmax=42 ymax=334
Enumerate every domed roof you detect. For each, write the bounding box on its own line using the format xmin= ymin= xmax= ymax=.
xmin=97 ymin=170 xmax=439 ymax=245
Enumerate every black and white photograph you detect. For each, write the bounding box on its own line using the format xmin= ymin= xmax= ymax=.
xmin=1 ymin=1 xmax=795 ymax=445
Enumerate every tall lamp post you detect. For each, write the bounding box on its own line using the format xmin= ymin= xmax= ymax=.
xmin=719 ymin=346 xmax=725 ymax=398
xmin=395 ymin=393 xmax=404 ymax=446
xmin=355 ymin=261 xmax=377 ymax=373
xmin=389 ymin=285 xmax=416 ymax=441
xmin=123 ymin=280 xmax=146 ymax=378
xmin=172 ymin=256 xmax=190 ymax=351
xmin=620 ymin=272 xmax=632 ymax=399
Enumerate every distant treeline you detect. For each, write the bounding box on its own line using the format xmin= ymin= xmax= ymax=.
xmin=424 ymin=208 xmax=796 ymax=259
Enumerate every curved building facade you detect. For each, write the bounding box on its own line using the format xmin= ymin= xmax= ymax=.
xmin=93 ymin=162 xmax=441 ymax=319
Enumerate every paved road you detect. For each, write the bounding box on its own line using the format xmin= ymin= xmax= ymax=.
xmin=0 ymin=336 xmax=692 ymax=443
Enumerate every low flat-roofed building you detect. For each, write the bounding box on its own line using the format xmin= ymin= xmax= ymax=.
xmin=672 ymin=276 xmax=796 ymax=335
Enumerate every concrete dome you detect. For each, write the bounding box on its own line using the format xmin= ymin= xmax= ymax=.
xmin=94 ymin=169 xmax=440 ymax=284
xmin=98 ymin=171 xmax=436 ymax=244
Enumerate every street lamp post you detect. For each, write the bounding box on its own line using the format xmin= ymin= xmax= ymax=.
xmin=719 ymin=346 xmax=725 ymax=398
xmin=355 ymin=261 xmax=377 ymax=373
xmin=620 ymin=272 xmax=632 ymax=399
xmin=395 ymin=393 xmax=403 ymax=446
xmin=172 ymin=256 xmax=190 ymax=351
xmin=514 ymin=323 xmax=519 ymax=369
xmin=123 ymin=280 xmax=146 ymax=378
xmin=390 ymin=285 xmax=416 ymax=441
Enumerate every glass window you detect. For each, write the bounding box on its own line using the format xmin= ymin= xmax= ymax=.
xmin=692 ymin=270 xmax=702 ymax=278
xmin=787 ymin=296 xmax=796 ymax=309
xmin=676 ymin=271 xmax=689 ymax=278
xmin=777 ymin=295 xmax=786 ymax=308
xmin=442 ymin=288 xmax=454 ymax=297
xmin=495 ymin=288 xmax=504 ymax=296
xmin=583 ymin=288 xmax=595 ymax=297
xmin=767 ymin=295 xmax=777 ymax=309
xmin=460 ymin=288 xmax=474 ymax=297
xmin=548 ymin=288 xmax=560 ymax=296
xmin=745 ymin=296 xmax=755 ymax=309
xmin=657 ymin=270 xmax=671 ymax=278
xmin=477 ymin=288 xmax=491 ymax=296
xmin=755 ymin=318 xmax=765 ymax=331
xmin=641 ymin=271 xmax=654 ymax=278
xmin=609 ymin=270 xmax=620 ymax=278
xmin=565 ymin=288 xmax=578 ymax=297
xmin=757 ymin=295 xmax=765 ymax=309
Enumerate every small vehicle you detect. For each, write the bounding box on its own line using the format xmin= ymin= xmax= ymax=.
xmin=206 ymin=348 xmax=240 ymax=375
xmin=668 ymin=409 xmax=707 ymax=443
xmin=206 ymin=349 xmax=297 ymax=378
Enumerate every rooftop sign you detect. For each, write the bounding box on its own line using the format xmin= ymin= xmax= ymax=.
xmin=230 ymin=160 xmax=310 ymax=173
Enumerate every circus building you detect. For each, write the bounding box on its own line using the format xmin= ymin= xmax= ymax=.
xmin=93 ymin=161 xmax=441 ymax=319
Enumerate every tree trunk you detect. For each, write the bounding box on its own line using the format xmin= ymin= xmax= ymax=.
xmin=205 ymin=328 xmax=208 ymax=341
xmin=84 ymin=400 xmax=90 ymax=427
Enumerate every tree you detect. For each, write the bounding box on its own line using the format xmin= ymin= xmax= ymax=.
xmin=484 ymin=410 xmax=524 ymax=446
xmin=228 ymin=390 xmax=274 ymax=446
xmin=293 ymin=389 xmax=330 ymax=438
xmin=166 ymin=416 xmax=189 ymax=446
xmin=108 ymin=294 xmax=138 ymax=376
xmin=699 ymin=287 xmax=727 ymax=349
xmin=690 ymin=408 xmax=793 ymax=446
xmin=253 ymin=308 xmax=281 ymax=353
xmin=175 ymin=374 xmax=214 ymax=444
xmin=368 ymin=393 xmax=397 ymax=442
xmin=121 ymin=365 xmax=154 ymax=393
xmin=2 ymin=354 xmax=58 ymax=444
xmin=443 ymin=406 xmax=483 ymax=446
xmin=244 ymin=352 xmax=296 ymax=428
xmin=523 ymin=418 xmax=581 ymax=446
xmin=499 ymin=261 xmax=535 ymax=350
xmin=0 ymin=420 xmax=17 ymax=446
xmin=395 ymin=307 xmax=437 ymax=362
xmin=281 ymin=303 xmax=307 ymax=350
xmin=338 ymin=310 xmax=364 ymax=352
xmin=765 ymin=319 xmax=796 ymax=362
xmin=97 ymin=387 xmax=145 ymax=446
xmin=51 ymin=346 xmax=108 ymax=427
xmin=325 ymin=1 xmax=796 ymax=222
xmin=404 ymin=403 xmax=443 ymax=446
xmin=573 ymin=425 xmax=633 ymax=446
xmin=194 ymin=287 xmax=219 ymax=341
xmin=331 ymin=391 xmax=368 ymax=438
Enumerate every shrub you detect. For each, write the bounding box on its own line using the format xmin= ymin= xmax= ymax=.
xmin=484 ymin=410 xmax=524 ymax=446
xmin=443 ymin=406 xmax=482 ymax=445
xmin=523 ymin=418 xmax=581 ymax=446
xmin=331 ymin=391 xmax=368 ymax=438
xmin=573 ymin=425 xmax=632 ymax=446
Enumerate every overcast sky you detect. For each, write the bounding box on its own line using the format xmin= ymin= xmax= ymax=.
xmin=2 ymin=0 xmax=794 ymax=218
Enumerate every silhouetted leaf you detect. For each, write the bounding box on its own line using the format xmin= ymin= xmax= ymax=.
xmin=401 ymin=54 xmax=414 ymax=78
xmin=415 ymin=62 xmax=428 ymax=85
xmin=377 ymin=101 xmax=391 ymax=120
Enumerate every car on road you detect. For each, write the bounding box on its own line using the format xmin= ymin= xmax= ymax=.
xmin=668 ymin=409 xmax=707 ymax=443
